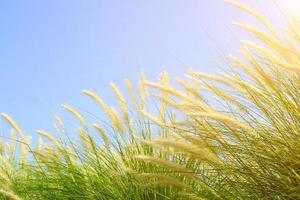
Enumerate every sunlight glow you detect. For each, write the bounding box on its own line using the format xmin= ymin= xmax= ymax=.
xmin=281 ymin=0 xmax=300 ymax=19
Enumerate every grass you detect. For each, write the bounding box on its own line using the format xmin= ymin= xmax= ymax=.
xmin=1 ymin=0 xmax=300 ymax=199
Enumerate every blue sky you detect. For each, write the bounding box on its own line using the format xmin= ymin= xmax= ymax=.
xmin=0 ymin=0 xmax=285 ymax=138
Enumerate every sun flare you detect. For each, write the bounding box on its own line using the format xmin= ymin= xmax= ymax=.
xmin=281 ymin=0 xmax=300 ymax=19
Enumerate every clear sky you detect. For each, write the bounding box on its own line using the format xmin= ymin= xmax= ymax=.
xmin=0 ymin=0 xmax=288 ymax=138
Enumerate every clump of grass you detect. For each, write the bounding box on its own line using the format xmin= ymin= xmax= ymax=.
xmin=0 ymin=77 xmax=188 ymax=200
xmin=136 ymin=1 xmax=300 ymax=199
xmin=0 ymin=0 xmax=300 ymax=199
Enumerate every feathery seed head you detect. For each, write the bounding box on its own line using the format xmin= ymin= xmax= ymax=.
xmin=62 ymin=104 xmax=87 ymax=129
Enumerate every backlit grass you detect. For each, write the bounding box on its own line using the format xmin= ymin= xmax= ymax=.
xmin=1 ymin=1 xmax=300 ymax=199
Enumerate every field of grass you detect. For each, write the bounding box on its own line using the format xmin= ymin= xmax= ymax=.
xmin=1 ymin=1 xmax=300 ymax=199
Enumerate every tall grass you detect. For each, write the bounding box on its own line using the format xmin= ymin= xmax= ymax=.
xmin=1 ymin=1 xmax=300 ymax=199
